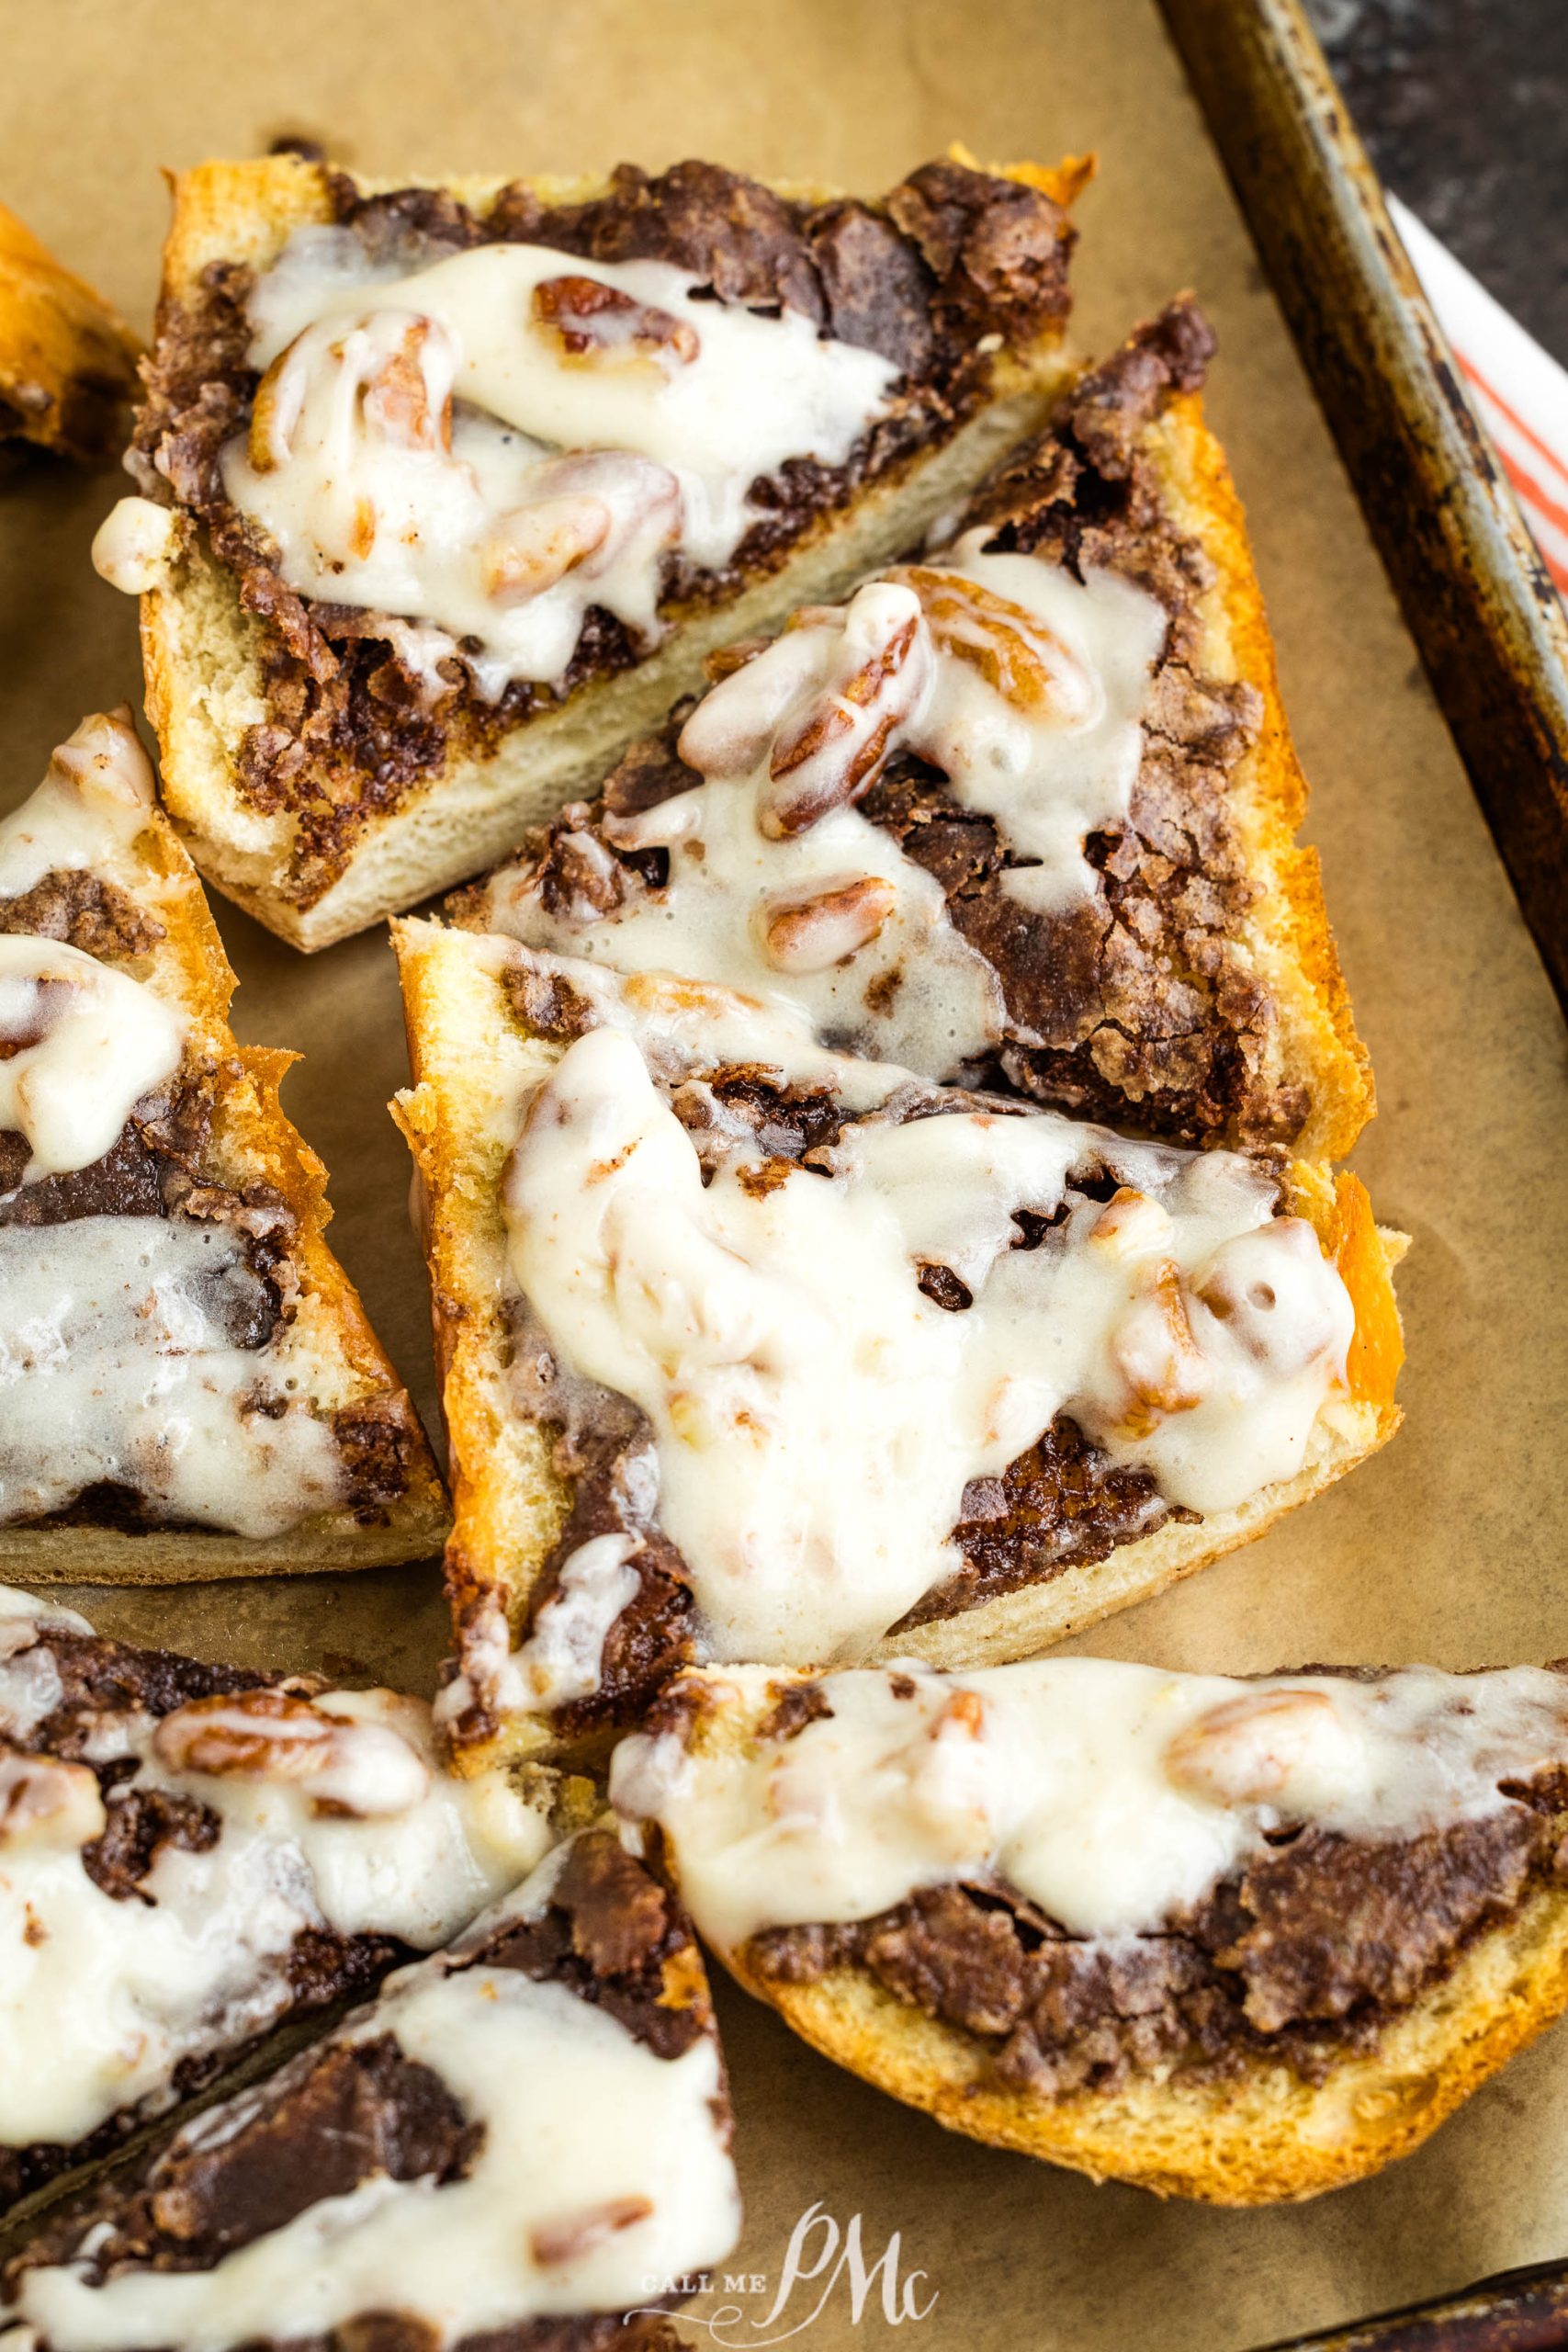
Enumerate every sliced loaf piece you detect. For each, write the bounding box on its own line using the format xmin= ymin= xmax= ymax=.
xmin=0 ymin=710 xmax=447 ymax=1576
xmin=100 ymin=148 xmax=1088 ymax=947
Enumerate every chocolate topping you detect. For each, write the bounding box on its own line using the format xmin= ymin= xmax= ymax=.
xmin=479 ymin=1050 xmax=1246 ymax=1737
xmin=749 ymin=1776 xmax=1568 ymax=2096
xmin=470 ymin=1827 xmax=710 ymax=2060
xmin=0 ymin=869 xmax=164 ymax=960
xmin=81 ymin=1786 xmax=222 ymax=1904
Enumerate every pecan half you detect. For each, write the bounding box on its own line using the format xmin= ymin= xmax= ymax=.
xmin=759 ymin=583 xmax=932 ymax=838
xmin=0 ymin=1751 xmax=106 ymax=1851
xmin=1107 ymin=1259 xmax=1211 ymax=1436
xmin=890 ymin=563 xmax=1100 ymax=725
xmin=758 ymin=875 xmax=897 ymax=972
xmin=482 ymin=495 xmax=612 ymax=604
xmin=1165 ymin=1690 xmax=1344 ymax=1808
xmin=152 ymin=1690 xmax=430 ymax=1818
xmin=529 ymin=2196 xmax=654 ymax=2268
xmin=533 ymin=274 xmax=699 ymax=371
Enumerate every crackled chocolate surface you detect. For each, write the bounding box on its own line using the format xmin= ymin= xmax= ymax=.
xmin=471 ymin=299 xmax=1312 ymax=1150
xmin=746 ymin=1715 xmax=1568 ymax=2098
xmin=131 ymin=156 xmax=1074 ymax=905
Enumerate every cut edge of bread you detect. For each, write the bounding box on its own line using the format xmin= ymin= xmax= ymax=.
xmin=5 ymin=712 xmax=449 ymax=1580
xmin=138 ymin=150 xmax=1087 ymax=950
xmin=389 ymin=917 xmax=1402 ymax=1770
xmin=660 ymin=1670 xmax=1568 ymax=2205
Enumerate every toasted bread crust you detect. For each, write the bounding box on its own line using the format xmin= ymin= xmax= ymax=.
xmin=391 ymin=919 xmax=1401 ymax=1769
xmin=659 ymin=1673 xmax=1568 ymax=2205
xmin=0 ymin=201 xmax=139 ymax=463
xmin=136 ymin=152 xmax=1084 ymax=948
xmin=1150 ymin=388 xmax=1373 ymax=1160
xmin=4 ymin=717 xmax=448 ymax=1578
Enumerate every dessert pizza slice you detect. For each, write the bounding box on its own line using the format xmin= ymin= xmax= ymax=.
xmin=0 ymin=1583 xmax=562 ymax=2220
xmin=0 ymin=1827 xmax=739 ymax=2352
xmin=615 ymin=1655 xmax=1568 ymax=2205
xmin=391 ymin=925 xmax=1402 ymax=1770
xmin=0 ymin=203 xmax=139 ymax=464
xmin=0 ymin=710 xmax=447 ymax=1576
xmin=464 ymin=298 xmax=1371 ymax=1159
xmin=95 ymin=146 xmax=1086 ymax=949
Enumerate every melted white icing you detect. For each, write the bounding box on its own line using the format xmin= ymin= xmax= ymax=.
xmin=90 ymin=501 xmax=181 ymax=597
xmin=505 ymin=1533 xmax=644 ymax=1710
xmin=0 ymin=1607 xmax=554 ymax=2153
xmin=199 ymin=228 xmax=897 ymax=699
xmin=0 ymin=715 xmax=156 ymax=904
xmin=0 ymin=939 xmax=184 ymax=1182
xmin=0 ymin=1217 xmax=349 ymax=1536
xmin=498 ymin=954 xmax=1354 ymax=1666
xmin=4 ymin=1844 xmax=739 ymax=2349
xmin=483 ymin=544 xmax=1167 ymax=1072
xmin=613 ymin=1657 xmax=1568 ymax=1950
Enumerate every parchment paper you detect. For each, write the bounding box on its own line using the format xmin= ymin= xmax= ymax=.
xmin=3 ymin=3 xmax=1566 ymax=2343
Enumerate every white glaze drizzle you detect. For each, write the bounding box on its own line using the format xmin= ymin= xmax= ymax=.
xmin=612 ymin=1657 xmax=1568 ymax=1951
xmin=0 ymin=715 xmax=157 ymax=904
xmin=164 ymin=227 xmax=899 ymax=699
xmin=0 ymin=1217 xmax=352 ymax=1536
xmin=482 ymin=544 xmax=1167 ymax=1073
xmin=0 ymin=939 xmax=184 ymax=1182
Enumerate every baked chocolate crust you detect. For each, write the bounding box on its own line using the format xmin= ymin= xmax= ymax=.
xmin=746 ymin=1746 xmax=1568 ymax=2097
xmin=2 ymin=1834 xmax=714 ymax=2352
xmin=130 ymin=158 xmax=1074 ymax=904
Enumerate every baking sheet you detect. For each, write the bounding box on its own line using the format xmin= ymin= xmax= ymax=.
xmin=3 ymin=1 xmax=1567 ymax=2344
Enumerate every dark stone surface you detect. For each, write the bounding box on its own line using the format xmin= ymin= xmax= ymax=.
xmin=1306 ymin=0 xmax=1568 ymax=365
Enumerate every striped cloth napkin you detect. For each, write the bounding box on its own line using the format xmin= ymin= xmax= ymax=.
xmin=1391 ymin=193 xmax=1568 ymax=597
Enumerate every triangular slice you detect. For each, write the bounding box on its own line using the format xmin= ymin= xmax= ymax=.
xmin=462 ymin=297 xmax=1370 ymax=1158
xmin=96 ymin=147 xmax=1087 ymax=949
xmin=391 ymin=924 xmax=1402 ymax=1769
xmin=0 ymin=1582 xmax=561 ymax=2220
xmin=614 ymin=1655 xmax=1568 ymax=2205
xmin=0 ymin=710 xmax=446 ymax=1575
xmin=1 ymin=1827 xmax=739 ymax=2352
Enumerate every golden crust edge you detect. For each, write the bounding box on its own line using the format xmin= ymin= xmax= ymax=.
xmin=1151 ymin=386 xmax=1375 ymax=1162
xmin=0 ymin=199 xmax=140 ymax=462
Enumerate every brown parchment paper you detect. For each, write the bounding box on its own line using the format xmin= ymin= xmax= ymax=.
xmin=2 ymin=2 xmax=1566 ymax=2343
